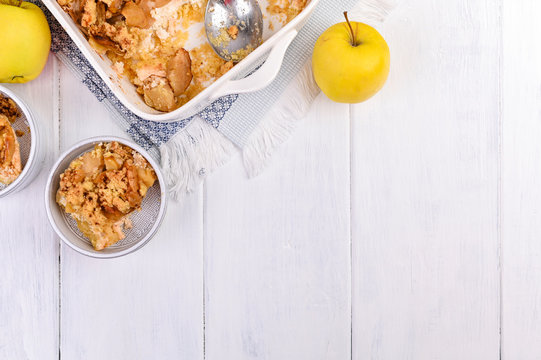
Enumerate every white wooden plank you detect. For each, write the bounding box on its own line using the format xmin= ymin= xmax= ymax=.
xmin=0 ymin=55 xmax=60 ymax=359
xmin=58 ymin=64 xmax=204 ymax=359
xmin=204 ymin=95 xmax=351 ymax=359
xmin=351 ymin=0 xmax=501 ymax=358
xmin=501 ymin=0 xmax=541 ymax=358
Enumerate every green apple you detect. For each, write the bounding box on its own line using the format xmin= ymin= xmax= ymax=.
xmin=312 ymin=12 xmax=390 ymax=103
xmin=0 ymin=0 xmax=51 ymax=83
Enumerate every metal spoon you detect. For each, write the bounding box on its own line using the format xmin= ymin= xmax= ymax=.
xmin=204 ymin=0 xmax=264 ymax=62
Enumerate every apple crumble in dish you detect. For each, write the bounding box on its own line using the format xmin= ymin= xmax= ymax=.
xmin=56 ymin=141 xmax=157 ymax=250
xmin=57 ymin=0 xmax=308 ymax=112
xmin=0 ymin=95 xmax=23 ymax=186
xmin=0 ymin=115 xmax=22 ymax=186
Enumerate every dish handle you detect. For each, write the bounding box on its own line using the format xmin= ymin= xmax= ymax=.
xmin=209 ymin=29 xmax=299 ymax=101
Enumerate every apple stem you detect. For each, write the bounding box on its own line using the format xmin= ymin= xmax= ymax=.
xmin=343 ymin=11 xmax=359 ymax=46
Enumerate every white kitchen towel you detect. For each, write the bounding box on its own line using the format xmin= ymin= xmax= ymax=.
xmin=40 ymin=0 xmax=399 ymax=199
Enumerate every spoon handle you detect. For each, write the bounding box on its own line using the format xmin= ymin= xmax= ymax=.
xmin=210 ymin=30 xmax=298 ymax=101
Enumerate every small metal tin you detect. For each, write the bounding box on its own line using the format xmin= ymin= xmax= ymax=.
xmin=0 ymin=85 xmax=44 ymax=198
xmin=45 ymin=136 xmax=168 ymax=259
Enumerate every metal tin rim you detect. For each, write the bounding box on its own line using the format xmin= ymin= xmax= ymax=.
xmin=44 ymin=136 xmax=168 ymax=259
xmin=0 ymin=85 xmax=40 ymax=198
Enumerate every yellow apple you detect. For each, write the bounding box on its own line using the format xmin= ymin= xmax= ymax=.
xmin=312 ymin=13 xmax=390 ymax=104
xmin=0 ymin=0 xmax=51 ymax=83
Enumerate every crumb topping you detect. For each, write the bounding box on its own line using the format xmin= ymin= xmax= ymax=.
xmin=0 ymin=95 xmax=21 ymax=123
xmin=267 ymin=0 xmax=307 ymax=24
xmin=227 ymin=25 xmax=239 ymax=40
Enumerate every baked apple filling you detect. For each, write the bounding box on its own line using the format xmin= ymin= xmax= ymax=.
xmin=0 ymin=95 xmax=22 ymax=186
xmin=0 ymin=115 xmax=22 ymax=186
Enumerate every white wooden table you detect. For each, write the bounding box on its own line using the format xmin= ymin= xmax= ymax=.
xmin=2 ymin=0 xmax=541 ymax=358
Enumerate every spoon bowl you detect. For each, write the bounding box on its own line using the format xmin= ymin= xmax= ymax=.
xmin=205 ymin=0 xmax=264 ymax=62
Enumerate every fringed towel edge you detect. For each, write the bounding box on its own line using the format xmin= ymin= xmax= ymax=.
xmin=241 ymin=61 xmax=320 ymax=177
xmin=160 ymin=116 xmax=238 ymax=199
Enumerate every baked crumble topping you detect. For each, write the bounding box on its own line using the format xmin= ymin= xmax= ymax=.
xmin=267 ymin=0 xmax=308 ymax=24
xmin=0 ymin=95 xmax=21 ymax=123
xmin=57 ymin=0 xmax=307 ymax=112
xmin=227 ymin=25 xmax=239 ymax=40
xmin=0 ymin=114 xmax=22 ymax=185
xmin=56 ymin=142 xmax=157 ymax=250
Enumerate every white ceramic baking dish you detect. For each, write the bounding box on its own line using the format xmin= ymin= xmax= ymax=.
xmin=42 ymin=0 xmax=320 ymax=122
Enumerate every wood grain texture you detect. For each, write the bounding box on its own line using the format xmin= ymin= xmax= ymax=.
xmin=501 ymin=0 xmax=541 ymax=358
xmin=0 ymin=56 xmax=60 ymax=359
xmin=58 ymin=65 xmax=204 ymax=360
xmin=350 ymin=0 xmax=501 ymax=358
xmin=10 ymin=0 xmax=541 ymax=357
xmin=204 ymin=95 xmax=351 ymax=360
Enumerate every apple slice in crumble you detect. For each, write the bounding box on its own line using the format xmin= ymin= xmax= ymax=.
xmin=0 ymin=114 xmax=22 ymax=185
xmin=56 ymin=141 xmax=157 ymax=250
